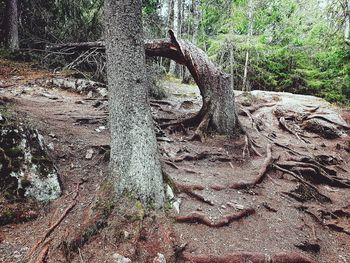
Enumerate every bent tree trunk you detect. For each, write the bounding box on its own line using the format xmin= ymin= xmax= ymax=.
xmin=105 ymin=0 xmax=164 ymax=208
xmin=48 ymin=31 xmax=242 ymax=137
xmin=146 ymin=31 xmax=241 ymax=137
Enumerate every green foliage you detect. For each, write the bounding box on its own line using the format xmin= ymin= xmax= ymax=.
xmin=196 ymin=0 xmax=350 ymax=105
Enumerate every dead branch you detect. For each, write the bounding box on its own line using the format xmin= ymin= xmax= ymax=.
xmin=176 ymin=208 xmax=255 ymax=227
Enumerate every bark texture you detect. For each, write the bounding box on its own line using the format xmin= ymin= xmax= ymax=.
xmin=146 ymin=31 xmax=240 ymax=136
xmin=105 ymin=0 xmax=164 ymax=208
xmin=4 ymin=0 xmax=19 ymax=50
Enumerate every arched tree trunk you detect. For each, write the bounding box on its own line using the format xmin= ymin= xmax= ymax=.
xmin=145 ymin=31 xmax=241 ymax=137
xmin=48 ymin=31 xmax=242 ymax=137
xmin=4 ymin=0 xmax=19 ymax=50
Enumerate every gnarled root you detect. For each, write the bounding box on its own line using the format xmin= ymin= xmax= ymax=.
xmin=231 ymin=144 xmax=272 ymax=189
xmin=175 ymin=208 xmax=255 ymax=227
xmin=182 ymin=252 xmax=316 ymax=263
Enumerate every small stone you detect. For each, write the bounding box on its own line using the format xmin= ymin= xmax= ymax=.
xmin=113 ymin=253 xmax=131 ymax=263
xmin=85 ymin=149 xmax=94 ymax=160
xmin=87 ymin=91 xmax=93 ymax=98
xmin=153 ymin=253 xmax=166 ymax=263
xmin=123 ymin=230 xmax=130 ymax=240
xmin=172 ymin=198 xmax=181 ymax=214
xmin=235 ymin=204 xmax=245 ymax=210
xmin=221 ymin=205 xmax=226 ymax=209
xmin=98 ymin=126 xmax=106 ymax=130
xmin=47 ymin=143 xmax=54 ymax=151
xmin=0 ymin=113 xmax=5 ymax=123
xmin=166 ymin=185 xmax=174 ymax=200
xmin=226 ymin=202 xmax=234 ymax=208
xmin=49 ymin=133 xmax=56 ymax=138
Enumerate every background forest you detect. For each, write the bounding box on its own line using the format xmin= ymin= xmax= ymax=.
xmin=0 ymin=0 xmax=349 ymax=104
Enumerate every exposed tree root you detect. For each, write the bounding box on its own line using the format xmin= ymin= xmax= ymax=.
xmin=163 ymin=160 xmax=180 ymax=169
xmin=60 ymin=215 xmax=108 ymax=260
xmin=182 ymin=251 xmax=316 ymax=263
xmin=27 ymin=182 xmax=82 ymax=261
xmin=33 ymin=241 xmax=50 ymax=263
xmin=245 ymin=102 xmax=277 ymax=113
xmin=231 ymin=144 xmax=272 ymax=189
xmin=176 ymin=208 xmax=255 ymax=227
xmin=175 ymin=183 xmax=213 ymax=206
xmin=306 ymin=115 xmax=349 ymax=130
xmin=274 ymin=164 xmax=331 ymax=203
xmin=278 ymin=117 xmax=309 ymax=144
xmin=276 ymin=160 xmax=350 ymax=188
xmin=295 ymin=205 xmax=350 ymax=236
xmin=174 ymin=151 xmax=236 ymax=163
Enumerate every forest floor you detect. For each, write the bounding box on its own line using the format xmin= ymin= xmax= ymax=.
xmin=0 ymin=60 xmax=350 ymax=263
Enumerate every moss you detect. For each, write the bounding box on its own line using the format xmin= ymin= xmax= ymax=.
xmin=0 ymin=208 xmax=16 ymax=226
xmin=93 ymin=179 xmax=115 ymax=218
xmin=5 ymin=147 xmax=24 ymax=158
xmin=31 ymin=155 xmax=51 ymax=164
xmin=21 ymin=176 xmax=31 ymax=188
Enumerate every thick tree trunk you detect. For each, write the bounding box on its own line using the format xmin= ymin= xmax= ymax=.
xmin=105 ymin=0 xmax=164 ymax=208
xmin=4 ymin=0 xmax=19 ymax=50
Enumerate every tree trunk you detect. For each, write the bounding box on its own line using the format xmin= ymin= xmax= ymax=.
xmin=169 ymin=0 xmax=182 ymax=76
xmin=345 ymin=1 xmax=350 ymax=45
xmin=4 ymin=0 xmax=19 ymax=50
xmin=242 ymin=0 xmax=254 ymax=92
xmin=146 ymin=31 xmax=241 ymax=137
xmin=104 ymin=0 xmax=164 ymax=208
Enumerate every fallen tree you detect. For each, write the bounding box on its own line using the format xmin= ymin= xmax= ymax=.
xmin=48 ymin=30 xmax=241 ymax=138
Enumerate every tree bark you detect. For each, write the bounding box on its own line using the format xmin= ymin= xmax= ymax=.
xmin=242 ymin=0 xmax=254 ymax=92
xmin=146 ymin=31 xmax=241 ymax=136
xmin=105 ymin=0 xmax=164 ymax=208
xmin=345 ymin=1 xmax=350 ymax=45
xmin=4 ymin=0 xmax=19 ymax=50
xmin=169 ymin=0 xmax=182 ymax=76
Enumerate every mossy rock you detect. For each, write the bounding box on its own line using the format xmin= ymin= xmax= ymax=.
xmin=0 ymin=124 xmax=61 ymax=202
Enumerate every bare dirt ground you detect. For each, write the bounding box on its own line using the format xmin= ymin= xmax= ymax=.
xmin=0 ymin=61 xmax=350 ymax=263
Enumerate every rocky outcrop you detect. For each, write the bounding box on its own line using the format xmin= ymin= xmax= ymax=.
xmin=0 ymin=122 xmax=61 ymax=202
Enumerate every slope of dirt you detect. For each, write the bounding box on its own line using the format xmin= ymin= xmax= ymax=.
xmin=0 ymin=62 xmax=349 ymax=263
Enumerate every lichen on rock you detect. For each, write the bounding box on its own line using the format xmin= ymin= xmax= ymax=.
xmin=0 ymin=124 xmax=61 ymax=202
